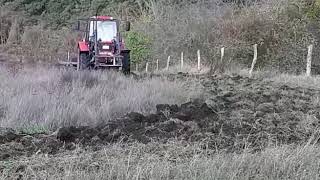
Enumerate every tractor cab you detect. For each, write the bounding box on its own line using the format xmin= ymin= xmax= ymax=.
xmin=87 ymin=16 xmax=121 ymax=55
xmin=67 ymin=16 xmax=131 ymax=73
xmin=89 ymin=19 xmax=117 ymax=42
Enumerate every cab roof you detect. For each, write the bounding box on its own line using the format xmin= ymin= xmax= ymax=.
xmin=90 ymin=16 xmax=114 ymax=20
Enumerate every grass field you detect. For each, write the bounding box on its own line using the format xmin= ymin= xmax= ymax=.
xmin=2 ymin=65 xmax=320 ymax=179
xmin=2 ymin=142 xmax=320 ymax=180
xmin=2 ymin=0 xmax=320 ymax=179
xmin=0 ymin=66 xmax=202 ymax=129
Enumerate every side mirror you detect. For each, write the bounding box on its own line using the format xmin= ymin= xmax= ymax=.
xmin=73 ymin=21 xmax=80 ymax=31
xmin=125 ymin=21 xmax=131 ymax=31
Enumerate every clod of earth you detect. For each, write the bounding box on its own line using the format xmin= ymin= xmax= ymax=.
xmin=0 ymin=128 xmax=21 ymax=144
xmin=57 ymin=99 xmax=218 ymax=145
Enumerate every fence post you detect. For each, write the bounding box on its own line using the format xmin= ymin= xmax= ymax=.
xmin=146 ymin=62 xmax=149 ymax=73
xmin=306 ymin=44 xmax=313 ymax=77
xmin=220 ymin=47 xmax=225 ymax=72
xmin=166 ymin=56 xmax=171 ymax=71
xmin=156 ymin=59 xmax=159 ymax=71
xmin=181 ymin=52 xmax=184 ymax=70
xmin=136 ymin=64 xmax=138 ymax=72
xmin=77 ymin=54 xmax=80 ymax=71
xmin=249 ymin=44 xmax=258 ymax=77
xmin=197 ymin=50 xmax=201 ymax=71
xmin=220 ymin=47 xmax=225 ymax=62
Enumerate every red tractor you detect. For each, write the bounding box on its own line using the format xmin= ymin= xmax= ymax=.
xmin=61 ymin=16 xmax=131 ymax=73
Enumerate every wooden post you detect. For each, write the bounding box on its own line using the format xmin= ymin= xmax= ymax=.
xmin=181 ymin=52 xmax=184 ymax=70
xmin=145 ymin=62 xmax=149 ymax=73
xmin=136 ymin=64 xmax=138 ymax=72
xmin=156 ymin=59 xmax=159 ymax=71
xmin=249 ymin=44 xmax=258 ymax=77
xmin=77 ymin=53 xmax=80 ymax=71
xmin=220 ymin=47 xmax=225 ymax=72
xmin=67 ymin=51 xmax=70 ymax=66
xmin=306 ymin=44 xmax=313 ymax=77
xmin=197 ymin=50 xmax=201 ymax=71
xmin=220 ymin=47 xmax=225 ymax=62
xmin=166 ymin=56 xmax=171 ymax=71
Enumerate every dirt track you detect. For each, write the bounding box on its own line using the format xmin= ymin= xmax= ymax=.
xmin=1 ymin=74 xmax=320 ymax=161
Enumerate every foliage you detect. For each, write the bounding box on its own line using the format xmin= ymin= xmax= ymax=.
xmin=131 ymin=0 xmax=314 ymax=73
xmin=304 ymin=0 xmax=320 ymax=19
xmin=125 ymin=31 xmax=151 ymax=64
xmin=0 ymin=0 xmax=320 ymax=72
xmin=0 ymin=0 xmax=146 ymax=28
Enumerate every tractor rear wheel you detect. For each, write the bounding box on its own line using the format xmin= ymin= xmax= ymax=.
xmin=121 ymin=50 xmax=131 ymax=74
xmin=78 ymin=53 xmax=90 ymax=70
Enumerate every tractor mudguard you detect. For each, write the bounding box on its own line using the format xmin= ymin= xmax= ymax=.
xmin=78 ymin=42 xmax=89 ymax=52
xmin=121 ymin=49 xmax=131 ymax=74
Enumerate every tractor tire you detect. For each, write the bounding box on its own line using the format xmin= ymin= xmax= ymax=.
xmin=78 ymin=53 xmax=90 ymax=70
xmin=121 ymin=50 xmax=131 ymax=74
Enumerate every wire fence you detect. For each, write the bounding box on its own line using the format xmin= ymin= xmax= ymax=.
xmin=133 ymin=43 xmax=316 ymax=77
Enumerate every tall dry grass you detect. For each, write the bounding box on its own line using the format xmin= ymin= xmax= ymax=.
xmin=1 ymin=142 xmax=320 ymax=180
xmin=0 ymin=65 xmax=202 ymax=129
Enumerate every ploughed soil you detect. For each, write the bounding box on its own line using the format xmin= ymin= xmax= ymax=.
xmin=2 ymin=74 xmax=320 ymax=161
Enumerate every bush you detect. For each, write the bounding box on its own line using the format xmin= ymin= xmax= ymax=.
xmin=304 ymin=0 xmax=320 ymax=19
xmin=125 ymin=31 xmax=151 ymax=64
xmin=132 ymin=0 xmax=313 ymax=73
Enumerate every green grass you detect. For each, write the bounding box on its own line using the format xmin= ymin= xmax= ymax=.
xmin=17 ymin=125 xmax=49 ymax=135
